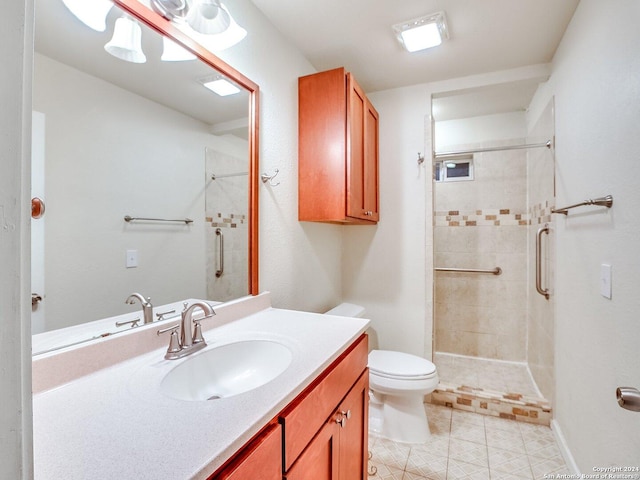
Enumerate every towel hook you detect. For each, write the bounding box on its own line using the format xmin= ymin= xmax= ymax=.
xmin=261 ymin=168 xmax=280 ymax=187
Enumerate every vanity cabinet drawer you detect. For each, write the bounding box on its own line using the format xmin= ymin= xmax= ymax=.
xmin=210 ymin=423 xmax=282 ymax=480
xmin=279 ymin=334 xmax=368 ymax=471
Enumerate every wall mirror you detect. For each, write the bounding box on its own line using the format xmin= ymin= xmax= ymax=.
xmin=31 ymin=0 xmax=259 ymax=355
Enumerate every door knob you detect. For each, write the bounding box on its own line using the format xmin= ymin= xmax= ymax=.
xmin=31 ymin=197 xmax=45 ymax=219
xmin=616 ymin=387 xmax=640 ymax=412
xmin=31 ymin=293 xmax=43 ymax=307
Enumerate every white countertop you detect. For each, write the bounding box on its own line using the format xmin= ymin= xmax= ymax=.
xmin=33 ymin=298 xmax=369 ymax=479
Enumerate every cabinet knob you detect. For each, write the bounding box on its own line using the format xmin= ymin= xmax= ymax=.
xmin=341 ymin=409 xmax=351 ymax=420
xmin=364 ymin=211 xmax=373 ymax=216
xmin=335 ymin=415 xmax=347 ymax=428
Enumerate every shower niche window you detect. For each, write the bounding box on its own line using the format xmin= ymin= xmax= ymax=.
xmin=434 ymin=156 xmax=474 ymax=182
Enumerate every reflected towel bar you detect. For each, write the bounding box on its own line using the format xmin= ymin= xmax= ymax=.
xmin=551 ymin=195 xmax=613 ymax=215
xmin=211 ymin=172 xmax=248 ymax=180
xmin=435 ymin=267 xmax=502 ymax=275
xmin=124 ymin=215 xmax=193 ymax=224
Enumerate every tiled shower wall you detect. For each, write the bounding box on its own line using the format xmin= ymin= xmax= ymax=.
xmin=434 ymin=140 xmax=529 ymax=361
xmin=205 ymin=147 xmax=249 ymax=302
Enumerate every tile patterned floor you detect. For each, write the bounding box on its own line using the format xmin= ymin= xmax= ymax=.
xmin=368 ymin=404 xmax=570 ymax=480
xmin=434 ymin=353 xmax=541 ymax=398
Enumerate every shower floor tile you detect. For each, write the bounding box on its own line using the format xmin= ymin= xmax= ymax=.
xmin=434 ymin=352 xmax=541 ymax=398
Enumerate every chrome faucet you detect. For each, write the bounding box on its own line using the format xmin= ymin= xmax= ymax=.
xmin=125 ymin=293 xmax=153 ymax=324
xmin=158 ymin=301 xmax=216 ymax=360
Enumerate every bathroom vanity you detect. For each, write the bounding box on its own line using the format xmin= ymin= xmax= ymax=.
xmin=32 ymin=293 xmax=369 ymax=479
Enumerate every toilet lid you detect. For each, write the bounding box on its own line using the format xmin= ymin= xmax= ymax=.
xmin=368 ymin=350 xmax=437 ymax=379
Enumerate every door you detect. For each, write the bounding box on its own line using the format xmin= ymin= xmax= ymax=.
xmin=31 ymin=111 xmax=46 ymax=334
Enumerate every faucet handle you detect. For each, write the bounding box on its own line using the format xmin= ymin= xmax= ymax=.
xmin=192 ymin=320 xmax=205 ymax=345
xmin=157 ymin=324 xmax=181 ymax=357
xmin=115 ymin=318 xmax=140 ymax=329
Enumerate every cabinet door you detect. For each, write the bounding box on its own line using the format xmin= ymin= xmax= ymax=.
xmin=347 ymin=74 xmax=379 ymax=223
xmin=212 ymin=423 xmax=282 ymax=480
xmin=338 ymin=370 xmax=369 ymax=480
xmin=363 ymin=99 xmax=379 ymax=222
xmin=346 ymin=74 xmax=367 ymax=221
xmin=285 ymin=419 xmax=340 ymax=480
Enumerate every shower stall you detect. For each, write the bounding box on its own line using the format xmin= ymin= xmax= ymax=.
xmin=431 ymin=87 xmax=556 ymax=425
xmin=205 ymin=145 xmax=250 ymax=302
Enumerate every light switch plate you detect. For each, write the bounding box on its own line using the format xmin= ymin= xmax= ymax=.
xmin=126 ymin=249 xmax=138 ymax=268
xmin=600 ymin=263 xmax=612 ymax=299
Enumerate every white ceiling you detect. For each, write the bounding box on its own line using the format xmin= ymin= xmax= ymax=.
xmin=250 ymin=0 xmax=580 ymax=119
xmin=37 ymin=0 xmax=580 ymax=126
xmin=35 ymin=0 xmax=249 ymax=131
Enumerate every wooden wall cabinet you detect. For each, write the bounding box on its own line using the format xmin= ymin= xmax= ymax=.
xmin=298 ymin=68 xmax=379 ymax=224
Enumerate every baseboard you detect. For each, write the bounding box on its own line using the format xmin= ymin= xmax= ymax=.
xmin=551 ymin=419 xmax=580 ymax=475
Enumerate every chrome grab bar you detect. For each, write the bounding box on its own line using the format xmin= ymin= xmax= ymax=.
xmin=215 ymin=228 xmax=224 ymax=278
xmin=435 ymin=267 xmax=502 ymax=275
xmin=536 ymin=225 xmax=550 ymax=299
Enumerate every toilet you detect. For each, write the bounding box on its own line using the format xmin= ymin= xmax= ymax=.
xmin=325 ymin=303 xmax=439 ymax=444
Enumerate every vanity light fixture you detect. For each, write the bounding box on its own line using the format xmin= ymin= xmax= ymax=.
xmin=104 ymin=16 xmax=147 ymax=64
xmin=61 ymin=0 xmax=113 ymax=32
xmin=393 ymin=11 xmax=449 ymax=53
xmin=186 ymin=0 xmax=231 ymax=35
xmin=152 ymin=0 xmax=246 ymax=51
xmin=200 ymin=75 xmax=241 ymax=96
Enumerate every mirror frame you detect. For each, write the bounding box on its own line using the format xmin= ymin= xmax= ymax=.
xmin=114 ymin=0 xmax=259 ymax=295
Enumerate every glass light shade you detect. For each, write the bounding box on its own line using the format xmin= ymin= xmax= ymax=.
xmin=61 ymin=0 xmax=113 ymax=32
xmin=161 ymin=36 xmax=197 ymax=61
xmin=187 ymin=0 xmax=231 ymax=35
xmin=190 ymin=13 xmax=247 ymax=52
xmin=104 ymin=17 xmax=147 ymax=64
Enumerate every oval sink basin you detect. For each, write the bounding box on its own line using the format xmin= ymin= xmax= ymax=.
xmin=160 ymin=340 xmax=292 ymax=401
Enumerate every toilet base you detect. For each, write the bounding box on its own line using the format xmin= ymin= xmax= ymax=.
xmin=369 ymin=392 xmax=431 ymax=444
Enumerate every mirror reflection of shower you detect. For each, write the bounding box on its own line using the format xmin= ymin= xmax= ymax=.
xmin=431 ymin=79 xmax=557 ymax=424
xmin=205 ymin=145 xmax=250 ymax=301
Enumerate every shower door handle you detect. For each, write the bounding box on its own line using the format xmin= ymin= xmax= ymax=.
xmin=536 ymin=225 xmax=550 ymax=300
xmin=215 ymin=228 xmax=224 ymax=278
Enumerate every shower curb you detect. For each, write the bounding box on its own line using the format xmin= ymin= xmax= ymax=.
xmin=429 ymin=383 xmax=552 ymax=426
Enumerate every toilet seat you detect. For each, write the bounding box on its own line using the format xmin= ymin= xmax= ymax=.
xmin=369 ymin=350 xmax=437 ymax=380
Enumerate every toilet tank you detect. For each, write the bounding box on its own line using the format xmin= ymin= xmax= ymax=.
xmin=325 ymin=303 xmax=366 ymax=318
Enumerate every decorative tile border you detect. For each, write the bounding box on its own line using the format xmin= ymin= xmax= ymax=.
xmin=429 ymin=383 xmax=552 ymax=426
xmin=205 ymin=212 xmax=246 ymax=228
xmin=434 ymin=209 xmax=529 ymax=227
xmin=530 ymin=200 xmax=555 ymax=225
xmin=434 ymin=201 xmax=555 ymax=228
